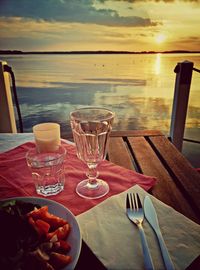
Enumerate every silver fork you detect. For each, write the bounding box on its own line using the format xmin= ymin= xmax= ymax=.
xmin=126 ymin=193 xmax=155 ymax=270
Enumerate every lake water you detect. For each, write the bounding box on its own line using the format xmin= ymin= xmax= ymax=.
xmin=1 ymin=53 xmax=200 ymax=166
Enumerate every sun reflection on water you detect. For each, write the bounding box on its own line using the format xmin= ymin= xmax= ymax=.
xmin=155 ymin=53 xmax=161 ymax=75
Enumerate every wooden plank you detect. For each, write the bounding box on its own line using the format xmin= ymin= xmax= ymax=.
xmin=127 ymin=136 xmax=200 ymax=224
xmin=107 ymin=137 xmax=135 ymax=170
xmin=149 ymin=136 xmax=200 ymax=217
xmin=111 ymin=130 xmax=163 ymax=137
xmin=65 ymin=130 xmax=163 ymax=141
xmin=128 ymin=136 xmax=166 ymax=176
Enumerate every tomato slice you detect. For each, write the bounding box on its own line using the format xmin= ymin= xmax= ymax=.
xmin=47 ymin=223 xmax=70 ymax=241
xmin=42 ymin=211 xmax=67 ymax=229
xmin=28 ymin=216 xmax=43 ymax=236
xmin=50 ymin=252 xmax=71 ymax=269
xmin=35 ymin=219 xmax=50 ymax=234
xmin=27 ymin=206 xmax=67 ymax=230
xmin=27 ymin=206 xmax=48 ymax=219
xmin=53 ymin=240 xmax=71 ymax=254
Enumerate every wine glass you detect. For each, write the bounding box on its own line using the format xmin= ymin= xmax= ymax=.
xmin=70 ymin=107 xmax=115 ymax=199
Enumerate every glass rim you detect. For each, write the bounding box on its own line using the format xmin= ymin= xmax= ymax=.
xmin=33 ymin=122 xmax=60 ymax=132
xmin=70 ymin=106 xmax=115 ymax=121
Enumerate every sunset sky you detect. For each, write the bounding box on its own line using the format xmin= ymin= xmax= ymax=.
xmin=0 ymin=0 xmax=200 ymax=52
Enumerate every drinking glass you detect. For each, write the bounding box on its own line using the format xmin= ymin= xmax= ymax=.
xmin=70 ymin=107 xmax=115 ymax=199
xmin=26 ymin=145 xmax=66 ymax=196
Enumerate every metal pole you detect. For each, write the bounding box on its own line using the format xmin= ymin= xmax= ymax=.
xmin=170 ymin=60 xmax=193 ymax=152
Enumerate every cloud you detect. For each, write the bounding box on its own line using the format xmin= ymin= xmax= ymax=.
xmin=0 ymin=0 xmax=158 ymax=27
xmin=176 ymin=36 xmax=200 ymax=46
xmin=164 ymin=34 xmax=200 ymax=51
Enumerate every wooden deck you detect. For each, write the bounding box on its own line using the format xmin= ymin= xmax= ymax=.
xmin=107 ymin=130 xmax=200 ymax=224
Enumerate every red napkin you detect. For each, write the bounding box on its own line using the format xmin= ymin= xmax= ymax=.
xmin=0 ymin=142 xmax=156 ymax=215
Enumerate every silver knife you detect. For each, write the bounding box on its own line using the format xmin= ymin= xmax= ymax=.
xmin=144 ymin=196 xmax=175 ymax=270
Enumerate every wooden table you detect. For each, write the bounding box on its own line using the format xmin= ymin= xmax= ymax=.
xmin=107 ymin=130 xmax=200 ymax=225
xmin=0 ymin=131 xmax=200 ymax=269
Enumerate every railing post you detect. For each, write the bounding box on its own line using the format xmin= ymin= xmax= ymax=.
xmin=0 ymin=61 xmax=17 ymax=133
xmin=170 ymin=60 xmax=193 ymax=152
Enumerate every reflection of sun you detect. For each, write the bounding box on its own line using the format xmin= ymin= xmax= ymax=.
xmin=155 ymin=34 xmax=166 ymax=44
xmin=155 ymin=53 xmax=161 ymax=75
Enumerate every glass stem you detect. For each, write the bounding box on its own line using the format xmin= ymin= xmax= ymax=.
xmin=86 ymin=164 xmax=99 ymax=186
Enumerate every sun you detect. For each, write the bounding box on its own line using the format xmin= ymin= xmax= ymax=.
xmin=155 ymin=34 xmax=166 ymax=44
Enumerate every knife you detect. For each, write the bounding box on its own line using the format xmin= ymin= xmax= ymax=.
xmin=144 ymin=196 xmax=175 ymax=270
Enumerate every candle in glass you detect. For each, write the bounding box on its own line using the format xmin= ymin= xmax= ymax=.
xmin=33 ymin=123 xmax=61 ymax=152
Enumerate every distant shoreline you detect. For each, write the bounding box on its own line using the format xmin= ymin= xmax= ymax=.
xmin=0 ymin=50 xmax=200 ymax=55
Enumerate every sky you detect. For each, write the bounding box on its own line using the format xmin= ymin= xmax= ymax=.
xmin=0 ymin=0 xmax=200 ymax=52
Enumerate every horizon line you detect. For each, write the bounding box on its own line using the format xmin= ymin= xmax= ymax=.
xmin=1 ymin=49 xmax=200 ymax=55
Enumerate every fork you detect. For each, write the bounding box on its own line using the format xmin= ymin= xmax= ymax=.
xmin=126 ymin=193 xmax=155 ymax=270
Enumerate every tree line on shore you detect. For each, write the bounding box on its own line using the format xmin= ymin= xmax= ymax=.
xmin=0 ymin=49 xmax=200 ymax=55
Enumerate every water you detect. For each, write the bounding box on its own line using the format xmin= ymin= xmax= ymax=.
xmin=71 ymin=122 xmax=111 ymax=199
xmin=72 ymin=126 xmax=109 ymax=164
xmin=70 ymin=107 xmax=114 ymax=199
xmin=1 ymin=53 xmax=200 ymax=166
xmin=70 ymin=107 xmax=114 ymax=163
xmin=26 ymin=146 xmax=66 ymax=196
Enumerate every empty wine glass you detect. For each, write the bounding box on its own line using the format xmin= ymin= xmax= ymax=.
xmin=70 ymin=107 xmax=115 ymax=199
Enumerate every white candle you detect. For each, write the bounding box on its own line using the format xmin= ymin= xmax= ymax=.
xmin=33 ymin=123 xmax=61 ymax=152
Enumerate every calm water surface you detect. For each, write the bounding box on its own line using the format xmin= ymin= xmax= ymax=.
xmin=1 ymin=53 xmax=200 ymax=166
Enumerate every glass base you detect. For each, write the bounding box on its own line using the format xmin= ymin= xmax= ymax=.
xmin=36 ymin=183 xmax=64 ymax=197
xmin=76 ymin=179 xmax=109 ymax=199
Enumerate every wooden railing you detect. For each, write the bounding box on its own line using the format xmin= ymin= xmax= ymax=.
xmin=170 ymin=60 xmax=200 ymax=152
xmin=0 ymin=61 xmax=17 ymax=133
